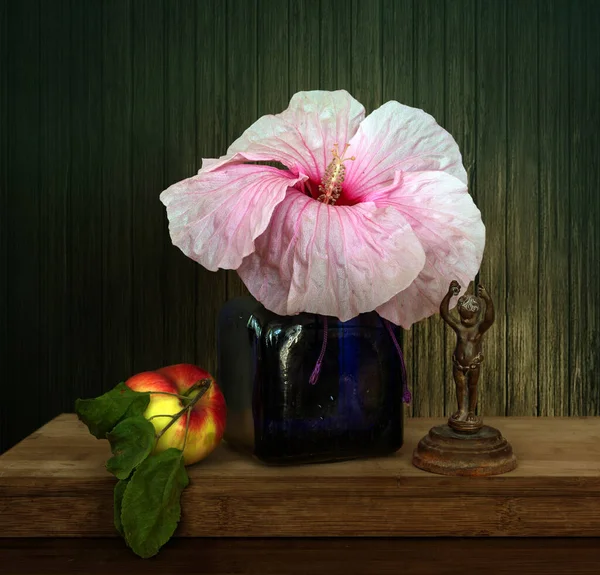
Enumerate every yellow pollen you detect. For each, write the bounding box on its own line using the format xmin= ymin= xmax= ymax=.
xmin=317 ymin=143 xmax=355 ymax=205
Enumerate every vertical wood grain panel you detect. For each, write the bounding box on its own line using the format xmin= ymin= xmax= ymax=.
xmin=320 ymin=0 xmax=352 ymax=91
xmin=3 ymin=0 xmax=600 ymax=451
xmin=586 ymin=0 xmax=599 ymax=417
xmin=570 ymin=0 xmax=600 ymax=416
xmin=257 ymin=0 xmax=289 ymax=118
xmin=350 ymin=0 xmax=381 ymax=113
xmin=102 ymin=0 xmax=133 ymax=389
xmin=226 ymin=0 xmax=257 ymax=299
xmin=163 ymin=0 xmax=198 ymax=365
xmin=131 ymin=0 xmax=165 ymax=373
xmin=569 ymin=0 xmax=584 ymax=416
xmin=39 ymin=0 xmax=71 ymax=417
xmin=382 ymin=0 xmax=413 ymax=107
xmin=475 ymin=0 xmax=507 ymax=417
xmin=196 ymin=0 xmax=228 ymax=375
xmin=413 ymin=0 xmax=446 ymax=417
xmin=591 ymin=1 xmax=600 ymax=417
xmin=348 ymin=0 xmax=386 ymax=409
xmin=289 ymin=0 xmax=320 ymax=94
xmin=70 ymin=0 xmax=103 ymax=400
xmin=0 ymin=0 xmax=8 ymax=452
xmin=256 ymin=1 xmax=289 ymax=247
xmin=444 ymin=0 xmax=476 ymax=417
xmin=6 ymin=0 xmax=41 ymax=446
xmin=381 ymin=0 xmax=414 ymax=416
xmin=538 ymin=0 xmax=570 ymax=416
xmin=506 ymin=0 xmax=539 ymax=416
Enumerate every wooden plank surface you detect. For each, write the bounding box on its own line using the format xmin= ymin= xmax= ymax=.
xmin=131 ymin=0 xmax=166 ymax=373
xmin=1 ymin=538 xmax=600 ymax=575
xmin=506 ymin=0 xmax=539 ymax=416
xmin=2 ymin=414 xmax=600 ymax=538
xmin=475 ymin=0 xmax=508 ymax=417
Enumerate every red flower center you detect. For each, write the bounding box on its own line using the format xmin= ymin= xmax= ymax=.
xmin=298 ymin=143 xmax=358 ymax=206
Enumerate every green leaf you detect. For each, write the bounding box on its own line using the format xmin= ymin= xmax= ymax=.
xmin=75 ymin=382 xmax=150 ymax=439
xmin=121 ymin=448 xmax=189 ymax=559
xmin=106 ymin=416 xmax=156 ymax=480
xmin=114 ymin=477 xmax=130 ymax=537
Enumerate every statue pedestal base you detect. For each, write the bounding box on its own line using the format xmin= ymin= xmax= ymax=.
xmin=412 ymin=423 xmax=517 ymax=476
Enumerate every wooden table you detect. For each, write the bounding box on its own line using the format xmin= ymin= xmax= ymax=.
xmin=1 ymin=414 xmax=600 ymax=573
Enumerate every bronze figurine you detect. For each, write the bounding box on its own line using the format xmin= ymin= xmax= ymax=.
xmin=412 ymin=279 xmax=517 ymax=476
xmin=440 ymin=280 xmax=494 ymax=432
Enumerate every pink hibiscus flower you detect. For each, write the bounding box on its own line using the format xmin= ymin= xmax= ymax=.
xmin=160 ymin=90 xmax=485 ymax=328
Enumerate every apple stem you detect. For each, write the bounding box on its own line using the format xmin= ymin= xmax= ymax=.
xmin=181 ymin=378 xmax=211 ymax=398
xmin=154 ymin=379 xmax=212 ymax=443
xmin=147 ymin=413 xmax=177 ymax=422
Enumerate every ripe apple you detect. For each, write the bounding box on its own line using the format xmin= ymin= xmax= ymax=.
xmin=125 ymin=363 xmax=227 ymax=465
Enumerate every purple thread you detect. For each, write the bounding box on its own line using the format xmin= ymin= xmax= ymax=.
xmin=309 ymin=316 xmax=328 ymax=385
xmin=383 ymin=319 xmax=412 ymax=404
xmin=308 ymin=315 xmax=411 ymax=404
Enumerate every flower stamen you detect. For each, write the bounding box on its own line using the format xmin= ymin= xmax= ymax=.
xmin=317 ymin=143 xmax=355 ymax=205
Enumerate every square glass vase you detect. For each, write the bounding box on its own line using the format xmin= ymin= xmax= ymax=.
xmin=217 ymin=296 xmax=405 ymax=465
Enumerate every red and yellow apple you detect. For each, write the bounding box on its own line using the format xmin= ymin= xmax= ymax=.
xmin=125 ymin=363 xmax=226 ymax=465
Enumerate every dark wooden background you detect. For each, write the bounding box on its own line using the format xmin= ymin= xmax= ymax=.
xmin=1 ymin=0 xmax=599 ymax=454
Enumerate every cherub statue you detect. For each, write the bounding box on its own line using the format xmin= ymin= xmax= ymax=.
xmin=440 ymin=280 xmax=495 ymax=429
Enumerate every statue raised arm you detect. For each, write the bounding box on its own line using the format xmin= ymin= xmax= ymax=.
xmin=439 ymin=280 xmax=461 ymax=331
xmin=477 ymin=284 xmax=494 ymax=334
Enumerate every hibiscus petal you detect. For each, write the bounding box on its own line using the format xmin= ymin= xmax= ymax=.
xmin=237 ymin=188 xmax=427 ymax=321
xmin=201 ymin=90 xmax=365 ymax=181
xmin=343 ymin=101 xmax=467 ymax=203
xmin=374 ymin=170 xmax=485 ymax=328
xmin=160 ymin=164 xmax=307 ymax=271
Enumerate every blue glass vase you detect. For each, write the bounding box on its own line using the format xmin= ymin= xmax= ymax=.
xmin=216 ymin=296 xmax=407 ymax=465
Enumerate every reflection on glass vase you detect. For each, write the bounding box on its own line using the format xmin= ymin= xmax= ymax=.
xmin=217 ymin=296 xmax=408 ymax=465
